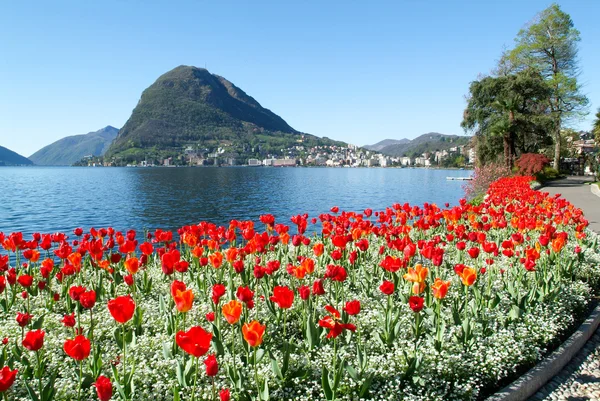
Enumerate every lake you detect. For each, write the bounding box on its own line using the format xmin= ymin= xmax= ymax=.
xmin=0 ymin=167 xmax=470 ymax=235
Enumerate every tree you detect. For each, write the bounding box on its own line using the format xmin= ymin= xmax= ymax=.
xmin=593 ymin=108 xmax=600 ymax=145
xmin=461 ymin=69 xmax=552 ymax=168
xmin=509 ymin=3 xmax=589 ymax=170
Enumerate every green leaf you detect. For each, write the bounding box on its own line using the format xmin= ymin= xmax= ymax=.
xmin=321 ymin=367 xmax=333 ymax=400
xmin=32 ymin=314 xmax=45 ymax=330
xmin=24 ymin=381 xmax=40 ymax=401
xmin=176 ymin=360 xmax=186 ymax=387
xmin=260 ymin=377 xmax=270 ymax=400
xmin=359 ymin=374 xmax=373 ymax=398
xmin=42 ymin=372 xmax=57 ymax=401
xmin=269 ymin=351 xmax=284 ymax=381
xmin=345 ymin=363 xmax=358 ymax=381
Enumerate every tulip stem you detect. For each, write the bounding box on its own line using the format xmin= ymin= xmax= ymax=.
xmin=191 ymin=356 xmax=199 ymax=401
xmin=36 ymin=351 xmax=43 ymax=401
xmin=253 ymin=347 xmax=260 ymax=399
xmin=77 ymin=360 xmax=82 ymax=401
xmin=212 ymin=377 xmax=216 ymax=401
xmin=122 ymin=324 xmax=126 ymax=385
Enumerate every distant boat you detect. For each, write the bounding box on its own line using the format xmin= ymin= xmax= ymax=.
xmin=446 ymin=177 xmax=473 ymax=181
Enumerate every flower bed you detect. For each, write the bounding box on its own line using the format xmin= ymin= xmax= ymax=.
xmin=1 ymin=176 xmax=599 ymax=401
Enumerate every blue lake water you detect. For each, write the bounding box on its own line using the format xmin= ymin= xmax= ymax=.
xmin=0 ymin=167 xmax=471 ymax=235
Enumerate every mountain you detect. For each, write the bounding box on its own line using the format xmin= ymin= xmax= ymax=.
xmin=369 ymin=133 xmax=471 ymax=157
xmin=106 ymin=65 xmax=343 ymax=163
xmin=29 ymin=126 xmax=119 ymax=166
xmin=0 ymin=146 xmax=33 ymax=166
xmin=363 ymin=138 xmax=410 ymax=152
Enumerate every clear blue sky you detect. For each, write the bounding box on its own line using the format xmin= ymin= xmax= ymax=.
xmin=1 ymin=0 xmax=598 ymax=157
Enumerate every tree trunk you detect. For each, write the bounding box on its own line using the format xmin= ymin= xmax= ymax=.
xmin=553 ymin=117 xmax=561 ymax=170
xmin=503 ymin=133 xmax=510 ymax=170
xmin=508 ymin=110 xmax=515 ymax=169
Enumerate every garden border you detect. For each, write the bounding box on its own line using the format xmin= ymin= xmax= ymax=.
xmin=486 ymin=303 xmax=600 ymax=401
xmin=591 ymin=183 xmax=600 ymax=198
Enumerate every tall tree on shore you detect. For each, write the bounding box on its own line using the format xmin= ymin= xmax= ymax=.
xmin=508 ymin=3 xmax=589 ymax=170
xmin=462 ymin=69 xmax=552 ymax=167
xmin=593 ymin=108 xmax=600 ymax=145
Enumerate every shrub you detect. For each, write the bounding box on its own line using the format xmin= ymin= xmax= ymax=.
xmin=464 ymin=160 xmax=512 ymax=199
xmin=516 ymin=153 xmax=551 ymax=176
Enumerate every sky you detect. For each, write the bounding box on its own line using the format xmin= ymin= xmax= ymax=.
xmin=1 ymin=0 xmax=599 ymax=157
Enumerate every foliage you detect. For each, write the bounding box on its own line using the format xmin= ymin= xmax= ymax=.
xmin=594 ymin=109 xmax=600 ymax=145
xmin=515 ymin=153 xmax=551 ymax=176
xmin=461 ymin=69 xmax=553 ymax=168
xmin=463 ymin=160 xmax=512 ymax=199
xmin=508 ymin=3 xmax=589 ymax=169
xmin=0 ymin=145 xmax=33 ymax=166
xmin=29 ymin=126 xmax=118 ymax=166
xmin=537 ymin=166 xmax=560 ymax=182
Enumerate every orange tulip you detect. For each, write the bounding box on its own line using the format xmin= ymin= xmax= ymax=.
xmin=458 ymin=267 xmax=477 ymax=286
xmin=403 ymin=264 xmax=429 ymax=294
xmin=208 ymin=252 xmax=223 ymax=269
xmin=222 ymin=300 xmax=243 ymax=324
xmin=173 ymin=288 xmax=194 ymax=313
xmin=242 ymin=321 xmax=266 ymax=347
xmin=301 ymin=258 xmax=315 ymax=274
xmin=431 ymin=278 xmax=450 ymax=299
xmin=68 ymin=252 xmax=82 ymax=269
xmin=551 ymin=236 xmax=566 ymax=253
xmin=313 ymin=243 xmax=324 ymax=256
xmin=191 ymin=246 xmax=203 ymax=259
xmin=124 ymin=256 xmax=139 ymax=274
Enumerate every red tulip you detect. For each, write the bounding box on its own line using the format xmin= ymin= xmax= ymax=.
xmin=318 ymin=306 xmax=356 ymax=339
xmin=107 ymin=295 xmax=136 ymax=324
xmin=22 ymin=330 xmax=45 ymax=351
xmin=79 ymin=290 xmax=96 ymax=309
xmin=63 ymin=335 xmax=91 ymax=360
xmin=94 ymin=375 xmax=112 ymax=401
xmin=62 ymin=313 xmax=76 ymax=327
xmin=176 ymin=326 xmax=213 ymax=357
xmin=204 ymin=354 xmax=218 ymax=376
xmin=467 ymin=247 xmax=480 ymax=259
xmin=408 ymin=296 xmax=424 ymax=313
xmin=16 ymin=312 xmax=32 ymax=327
xmin=343 ymin=300 xmax=361 ymax=315
xmin=270 ymin=286 xmax=294 ymax=309
xmin=17 ymin=274 xmax=33 ymax=288
xmin=379 ymin=280 xmax=395 ymax=295
xmin=298 ymin=285 xmax=310 ymax=300
xmin=0 ymin=366 xmax=18 ymax=392
xmin=69 ymin=285 xmax=86 ymax=301
xmin=211 ymin=284 xmax=226 ymax=304
xmin=219 ymin=388 xmax=231 ymax=401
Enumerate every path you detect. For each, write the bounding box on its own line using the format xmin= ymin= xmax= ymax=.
xmin=529 ymin=176 xmax=600 ymax=401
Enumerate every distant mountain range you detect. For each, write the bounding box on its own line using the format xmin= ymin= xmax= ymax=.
xmin=363 ymin=138 xmax=410 ymax=152
xmin=106 ymin=65 xmax=344 ymax=164
xmin=0 ymin=146 xmax=33 ymax=166
xmin=29 ymin=126 xmax=118 ymax=166
xmin=365 ymin=133 xmax=471 ymax=157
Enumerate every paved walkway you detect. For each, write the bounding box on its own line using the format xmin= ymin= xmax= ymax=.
xmin=529 ymin=176 xmax=600 ymax=401
xmin=541 ymin=176 xmax=600 ymax=233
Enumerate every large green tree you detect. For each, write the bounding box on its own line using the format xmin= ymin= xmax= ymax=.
xmin=508 ymin=3 xmax=589 ymax=170
xmin=593 ymin=108 xmax=600 ymax=145
xmin=461 ymin=69 xmax=553 ymax=167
